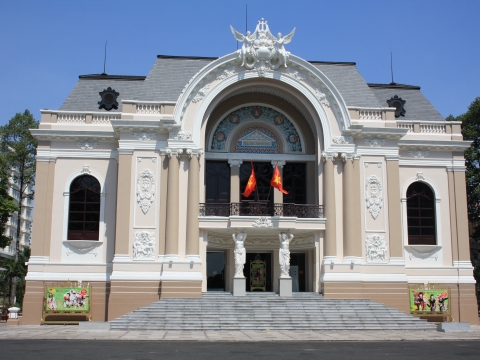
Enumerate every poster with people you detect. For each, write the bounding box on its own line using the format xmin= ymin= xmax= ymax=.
xmin=45 ymin=287 xmax=90 ymax=312
xmin=250 ymin=260 xmax=266 ymax=291
xmin=409 ymin=289 xmax=449 ymax=313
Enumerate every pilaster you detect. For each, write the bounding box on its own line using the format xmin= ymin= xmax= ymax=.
xmin=322 ymin=151 xmax=337 ymax=259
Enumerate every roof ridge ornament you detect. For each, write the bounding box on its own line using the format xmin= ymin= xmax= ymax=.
xmin=230 ymin=18 xmax=296 ymax=77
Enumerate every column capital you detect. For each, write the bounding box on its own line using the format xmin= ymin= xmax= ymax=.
xmin=321 ymin=151 xmax=338 ymax=162
xmin=271 ymin=160 xmax=286 ymax=168
xmin=228 ymin=159 xmax=243 ymax=168
xmin=340 ymin=153 xmax=355 ymax=163
xmin=162 ymin=148 xmax=182 ymax=159
xmin=185 ymin=148 xmax=203 ymax=159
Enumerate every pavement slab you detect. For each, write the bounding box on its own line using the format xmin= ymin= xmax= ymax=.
xmin=0 ymin=323 xmax=479 ymax=341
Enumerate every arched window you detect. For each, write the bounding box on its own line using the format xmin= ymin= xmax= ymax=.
xmin=68 ymin=175 xmax=101 ymax=240
xmin=406 ymin=182 xmax=436 ymax=245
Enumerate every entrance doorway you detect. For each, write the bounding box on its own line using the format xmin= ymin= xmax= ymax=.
xmin=290 ymin=253 xmax=306 ymax=292
xmin=207 ymin=251 xmax=225 ymax=291
xmin=245 ymin=253 xmax=272 ymax=292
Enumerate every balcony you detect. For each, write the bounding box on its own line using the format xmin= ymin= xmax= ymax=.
xmin=199 ymin=203 xmax=324 ymax=218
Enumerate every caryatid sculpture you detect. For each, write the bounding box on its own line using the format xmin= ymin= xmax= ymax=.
xmin=279 ymin=231 xmax=294 ymax=278
xmin=233 ymin=231 xmax=247 ymax=277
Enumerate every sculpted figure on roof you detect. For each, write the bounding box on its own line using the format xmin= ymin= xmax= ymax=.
xmin=231 ymin=18 xmax=295 ymax=76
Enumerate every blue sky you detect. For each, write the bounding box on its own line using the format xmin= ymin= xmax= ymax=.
xmin=0 ymin=0 xmax=478 ymax=125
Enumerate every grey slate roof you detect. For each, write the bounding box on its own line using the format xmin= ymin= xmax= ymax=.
xmin=368 ymin=84 xmax=444 ymax=121
xmin=313 ymin=63 xmax=382 ymax=108
xmin=60 ymin=75 xmax=145 ymax=112
xmin=59 ymin=56 xmax=443 ymax=121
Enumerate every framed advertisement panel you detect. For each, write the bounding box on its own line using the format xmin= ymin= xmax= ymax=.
xmin=42 ymin=281 xmax=91 ymax=324
xmin=408 ymin=284 xmax=451 ymax=322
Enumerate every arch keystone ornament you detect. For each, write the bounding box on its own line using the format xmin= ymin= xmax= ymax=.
xmin=231 ymin=18 xmax=295 ymax=76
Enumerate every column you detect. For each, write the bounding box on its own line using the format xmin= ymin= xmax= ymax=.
xmin=228 ymin=159 xmax=242 ymax=203
xmin=165 ymin=149 xmax=181 ymax=257
xmin=271 ymin=160 xmax=286 ymax=204
xmin=114 ymin=153 xmax=133 ymax=256
xmin=322 ymin=152 xmax=337 ymax=258
xmin=386 ymin=157 xmax=403 ymax=259
xmin=186 ymin=149 xmax=202 ymax=257
xmin=342 ymin=153 xmax=360 ymax=258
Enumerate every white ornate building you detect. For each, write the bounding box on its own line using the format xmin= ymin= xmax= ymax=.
xmin=22 ymin=19 xmax=477 ymax=324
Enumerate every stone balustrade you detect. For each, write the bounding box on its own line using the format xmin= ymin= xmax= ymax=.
xmin=396 ymin=120 xmax=461 ymax=136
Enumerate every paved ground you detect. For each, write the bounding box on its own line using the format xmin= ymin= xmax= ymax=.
xmin=1 ymin=322 xmax=480 ymax=342
xmin=0 ymin=339 xmax=480 ymax=359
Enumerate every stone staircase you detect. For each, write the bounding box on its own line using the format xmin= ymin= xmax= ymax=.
xmin=110 ymin=292 xmax=437 ymax=331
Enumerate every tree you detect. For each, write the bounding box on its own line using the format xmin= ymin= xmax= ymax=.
xmin=0 ymin=110 xmax=38 ymax=304
xmin=449 ymin=97 xmax=480 ymax=309
xmin=0 ymin=247 xmax=30 ymax=306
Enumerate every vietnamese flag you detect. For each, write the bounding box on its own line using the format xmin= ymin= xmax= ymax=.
xmin=270 ymin=163 xmax=288 ymax=194
xmin=243 ymin=163 xmax=256 ymax=198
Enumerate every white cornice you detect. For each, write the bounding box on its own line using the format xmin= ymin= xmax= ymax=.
xmin=398 ymin=140 xmax=472 ymax=151
xmin=30 ymin=129 xmax=115 ymax=141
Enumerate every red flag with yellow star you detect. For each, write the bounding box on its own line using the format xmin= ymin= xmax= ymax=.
xmin=270 ymin=163 xmax=288 ymax=194
xmin=243 ymin=163 xmax=257 ymax=198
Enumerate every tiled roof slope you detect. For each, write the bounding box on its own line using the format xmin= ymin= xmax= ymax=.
xmin=60 ymin=56 xmax=440 ymax=120
xmin=313 ymin=63 xmax=382 ymax=108
xmin=369 ymin=84 xmax=444 ymax=121
xmin=60 ymin=75 xmax=145 ymax=112
xmin=138 ymin=56 xmax=216 ymax=101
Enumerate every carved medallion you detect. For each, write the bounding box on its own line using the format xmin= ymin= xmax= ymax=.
xmin=365 ymin=175 xmax=383 ymax=220
xmin=136 ymin=169 xmax=155 ymax=214
xmin=252 ymin=217 xmax=273 ymax=228
xmin=133 ymin=132 xmax=157 ymax=141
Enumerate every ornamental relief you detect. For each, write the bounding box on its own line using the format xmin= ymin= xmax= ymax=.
xmin=133 ymin=231 xmax=156 ymax=260
xmin=365 ymin=175 xmax=383 ymax=220
xmin=136 ymin=169 xmax=155 ymax=214
xmin=365 ymin=235 xmax=387 ymax=263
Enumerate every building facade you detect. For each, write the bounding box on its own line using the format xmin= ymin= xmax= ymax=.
xmin=22 ymin=20 xmax=477 ymax=324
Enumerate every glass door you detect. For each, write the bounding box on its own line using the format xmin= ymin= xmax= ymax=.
xmin=207 ymin=251 xmax=226 ymax=291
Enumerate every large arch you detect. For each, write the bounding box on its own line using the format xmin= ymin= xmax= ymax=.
xmin=172 ymin=53 xmax=351 ymax=151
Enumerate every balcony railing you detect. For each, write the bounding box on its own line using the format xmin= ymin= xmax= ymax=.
xmin=199 ymin=203 xmax=324 ymax=218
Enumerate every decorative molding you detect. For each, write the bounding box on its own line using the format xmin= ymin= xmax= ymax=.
xmin=192 ymin=84 xmax=209 ymax=103
xmin=231 ymin=18 xmax=296 ymax=76
xmin=408 ymin=150 xmax=430 ymax=158
xmin=136 ymin=169 xmax=155 ymax=214
xmin=215 ymin=68 xmax=236 ymax=80
xmin=208 ymin=236 xmax=234 ymax=245
xmin=366 ymin=235 xmax=388 ymax=263
xmin=332 ymin=136 xmax=353 ymax=144
xmin=315 ymin=88 xmax=330 ymax=107
xmin=133 ymin=231 xmax=156 ymax=260
xmin=252 ymin=217 xmax=273 ymax=228
xmin=290 ymin=236 xmax=314 ymax=245
xmin=365 ymin=175 xmax=383 ymax=220
xmin=364 ymin=162 xmax=382 ymax=168
xmin=76 ymin=141 xmax=98 ymax=151
xmin=286 ymin=69 xmax=306 ymax=81
xmin=404 ymin=245 xmax=441 ymax=261
xmin=171 ymin=130 xmax=192 ymax=140
xmin=321 ymin=151 xmax=338 ymax=162
xmin=246 ymin=238 xmax=278 ymax=246
xmin=165 ymin=148 xmax=182 ymax=159
xmin=80 ymin=165 xmax=90 ymax=174
xmin=63 ymin=240 xmax=102 ymax=256
xmin=364 ymin=138 xmax=387 ymax=147
xmin=137 ymin=158 xmax=157 ymax=163
xmin=133 ymin=132 xmax=157 ymax=141
xmin=416 ymin=172 xmax=425 ymax=181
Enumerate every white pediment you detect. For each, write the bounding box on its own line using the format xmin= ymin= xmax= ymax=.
xmin=238 ymin=129 xmax=276 ymax=147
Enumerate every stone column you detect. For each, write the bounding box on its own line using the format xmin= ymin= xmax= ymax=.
xmin=386 ymin=157 xmax=403 ymax=259
xmin=228 ymin=159 xmax=242 ymax=203
xmin=185 ymin=149 xmax=202 ymax=257
xmin=271 ymin=160 xmax=286 ymax=204
xmin=322 ymin=152 xmax=337 ymax=259
xmin=165 ymin=149 xmax=181 ymax=258
xmin=341 ymin=153 xmax=360 ymax=258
